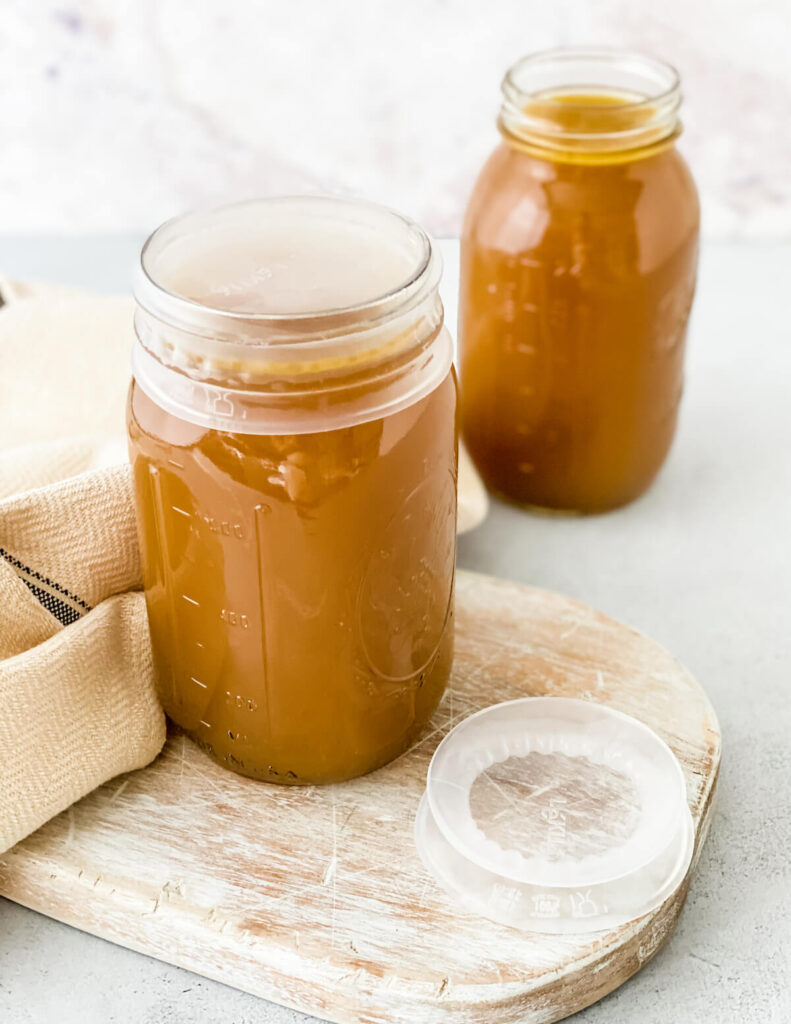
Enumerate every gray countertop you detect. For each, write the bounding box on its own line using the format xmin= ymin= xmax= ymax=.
xmin=0 ymin=237 xmax=789 ymax=1023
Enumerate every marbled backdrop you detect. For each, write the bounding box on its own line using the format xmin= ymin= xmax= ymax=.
xmin=1 ymin=0 xmax=788 ymax=237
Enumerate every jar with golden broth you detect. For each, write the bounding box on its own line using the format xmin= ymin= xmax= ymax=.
xmin=128 ymin=198 xmax=457 ymax=784
xmin=459 ymin=50 xmax=700 ymax=512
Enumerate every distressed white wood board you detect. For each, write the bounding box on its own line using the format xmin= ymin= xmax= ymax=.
xmin=0 ymin=571 xmax=720 ymax=1024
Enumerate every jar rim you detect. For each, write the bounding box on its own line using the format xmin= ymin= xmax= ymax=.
xmin=503 ymin=47 xmax=681 ymax=110
xmin=133 ymin=195 xmax=445 ymax=387
xmin=135 ymin=195 xmax=441 ymax=337
xmin=499 ymin=47 xmax=682 ymax=157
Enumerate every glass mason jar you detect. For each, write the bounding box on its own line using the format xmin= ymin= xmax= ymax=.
xmin=128 ymin=197 xmax=457 ymax=785
xmin=459 ymin=50 xmax=700 ymax=513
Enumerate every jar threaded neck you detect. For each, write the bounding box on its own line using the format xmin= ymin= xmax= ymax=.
xmin=499 ymin=48 xmax=682 ymax=164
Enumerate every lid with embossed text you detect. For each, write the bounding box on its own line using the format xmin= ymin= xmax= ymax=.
xmin=414 ymin=697 xmax=694 ymax=934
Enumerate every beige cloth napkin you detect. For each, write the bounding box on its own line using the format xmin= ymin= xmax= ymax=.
xmin=0 ymin=278 xmax=165 ymax=854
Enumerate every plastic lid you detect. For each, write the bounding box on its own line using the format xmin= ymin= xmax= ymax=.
xmin=415 ymin=697 xmax=694 ymax=934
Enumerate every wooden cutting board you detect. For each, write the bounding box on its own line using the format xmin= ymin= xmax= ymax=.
xmin=0 ymin=571 xmax=720 ymax=1024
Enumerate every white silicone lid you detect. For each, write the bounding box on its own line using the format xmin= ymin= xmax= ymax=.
xmin=415 ymin=697 xmax=694 ymax=934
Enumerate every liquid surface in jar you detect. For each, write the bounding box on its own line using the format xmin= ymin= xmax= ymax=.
xmin=460 ymin=90 xmax=700 ymax=512
xmin=164 ymin=218 xmax=417 ymax=315
xmin=128 ymin=371 xmax=457 ymax=785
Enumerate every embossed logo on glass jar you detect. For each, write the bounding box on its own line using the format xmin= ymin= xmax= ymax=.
xmin=357 ymin=463 xmax=456 ymax=683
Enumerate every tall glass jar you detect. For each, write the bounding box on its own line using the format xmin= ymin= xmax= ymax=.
xmin=128 ymin=197 xmax=457 ymax=785
xmin=459 ymin=50 xmax=700 ymax=512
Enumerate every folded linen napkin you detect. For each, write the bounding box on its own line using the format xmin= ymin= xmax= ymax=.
xmin=0 ymin=278 xmax=165 ymax=853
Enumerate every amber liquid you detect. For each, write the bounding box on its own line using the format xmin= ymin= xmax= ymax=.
xmin=460 ymin=93 xmax=700 ymax=512
xmin=128 ymin=372 xmax=457 ymax=784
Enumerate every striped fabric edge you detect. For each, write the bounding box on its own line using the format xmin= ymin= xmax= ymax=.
xmin=0 ymin=547 xmax=91 ymax=627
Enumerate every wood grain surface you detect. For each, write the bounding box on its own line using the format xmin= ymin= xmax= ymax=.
xmin=0 ymin=571 xmax=720 ymax=1024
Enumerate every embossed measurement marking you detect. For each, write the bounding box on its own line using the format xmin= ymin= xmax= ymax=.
xmin=220 ymin=609 xmax=249 ymax=628
xmin=200 ymin=515 xmax=244 ymax=539
xmin=182 ymin=594 xmax=200 ymax=607
xmin=171 ymin=505 xmax=191 ymax=518
xmin=190 ymin=676 xmax=207 ymax=690
xmin=225 ymin=692 xmax=259 ymax=711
